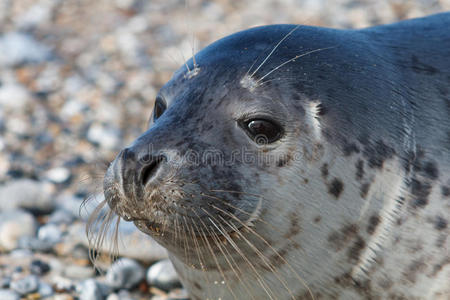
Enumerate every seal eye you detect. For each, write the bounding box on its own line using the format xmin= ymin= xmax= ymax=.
xmin=153 ymin=96 xmax=167 ymax=121
xmin=242 ymin=119 xmax=283 ymax=144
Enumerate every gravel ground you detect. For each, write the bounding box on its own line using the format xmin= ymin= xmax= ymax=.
xmin=0 ymin=0 xmax=449 ymax=299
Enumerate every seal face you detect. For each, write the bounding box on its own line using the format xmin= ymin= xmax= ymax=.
xmin=100 ymin=12 xmax=450 ymax=299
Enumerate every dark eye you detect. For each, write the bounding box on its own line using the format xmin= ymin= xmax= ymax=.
xmin=153 ymin=96 xmax=167 ymax=121
xmin=240 ymin=118 xmax=284 ymax=144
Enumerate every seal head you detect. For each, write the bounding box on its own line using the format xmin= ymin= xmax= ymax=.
xmin=102 ymin=13 xmax=450 ymax=299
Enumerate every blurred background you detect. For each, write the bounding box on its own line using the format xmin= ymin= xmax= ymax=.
xmin=0 ymin=1 xmax=449 ymax=299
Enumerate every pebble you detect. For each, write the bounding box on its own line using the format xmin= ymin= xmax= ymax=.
xmin=66 ymin=221 xmax=168 ymax=263
xmin=0 ymin=179 xmax=54 ymax=214
xmin=55 ymin=194 xmax=85 ymax=220
xmin=10 ymin=275 xmax=39 ymax=295
xmin=18 ymin=236 xmax=54 ymax=252
xmin=0 ymin=277 xmax=11 ymax=288
xmin=37 ymin=282 xmax=54 ymax=298
xmin=52 ymin=276 xmax=75 ymax=293
xmin=64 ymin=265 xmax=95 ymax=279
xmin=38 ymin=223 xmax=63 ymax=244
xmin=30 ymin=259 xmax=51 ymax=275
xmin=77 ymin=279 xmax=103 ymax=300
xmin=0 ymin=32 xmax=51 ymax=67
xmin=146 ymin=259 xmax=181 ymax=291
xmin=106 ymin=258 xmax=145 ymax=290
xmin=0 ymin=82 xmax=31 ymax=111
xmin=45 ymin=167 xmax=71 ymax=184
xmin=167 ymin=288 xmax=189 ymax=300
xmin=48 ymin=209 xmax=76 ymax=225
xmin=87 ymin=123 xmax=121 ymax=150
xmin=0 ymin=289 xmax=20 ymax=300
xmin=10 ymin=248 xmax=34 ymax=258
xmin=0 ymin=210 xmax=37 ymax=251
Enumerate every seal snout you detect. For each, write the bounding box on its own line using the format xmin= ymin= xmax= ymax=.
xmin=115 ymin=147 xmax=167 ymax=194
xmin=103 ymin=145 xmax=170 ymax=219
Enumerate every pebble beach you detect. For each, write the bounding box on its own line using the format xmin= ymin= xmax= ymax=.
xmin=0 ymin=0 xmax=449 ymax=299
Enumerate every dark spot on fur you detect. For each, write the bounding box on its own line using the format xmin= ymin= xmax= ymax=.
xmin=193 ymin=282 xmax=202 ymax=290
xmin=355 ymin=159 xmax=364 ymax=181
xmin=321 ymin=163 xmax=329 ymax=178
xmin=363 ymin=140 xmax=395 ymax=169
xmin=360 ymin=182 xmax=370 ymax=199
xmin=328 ymin=224 xmax=359 ymax=251
xmin=441 ymin=185 xmax=450 ymax=197
xmin=328 ymin=178 xmax=344 ymax=198
xmin=347 ymin=236 xmax=366 ymax=263
xmin=284 ymin=212 xmax=301 ymax=239
xmin=411 ymin=55 xmax=439 ymax=75
xmin=410 ymin=179 xmax=432 ymax=207
xmin=423 ymin=161 xmax=439 ymax=180
xmin=404 ymin=258 xmax=427 ymax=283
xmin=367 ymin=215 xmax=380 ymax=235
xmin=314 ymin=216 xmax=321 ymax=223
xmin=277 ymin=153 xmax=292 ymax=167
xmin=343 ymin=141 xmax=360 ymax=156
xmin=431 ymin=258 xmax=450 ymax=276
xmin=434 ymin=216 xmax=448 ymax=230
xmin=268 ymin=247 xmax=288 ymax=266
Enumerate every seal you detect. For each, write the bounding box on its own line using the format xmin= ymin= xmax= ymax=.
xmin=98 ymin=12 xmax=450 ymax=299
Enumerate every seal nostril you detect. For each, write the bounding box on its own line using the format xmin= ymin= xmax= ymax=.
xmin=140 ymin=155 xmax=165 ymax=186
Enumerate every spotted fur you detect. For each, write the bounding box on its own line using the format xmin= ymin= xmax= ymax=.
xmin=101 ymin=13 xmax=450 ymax=299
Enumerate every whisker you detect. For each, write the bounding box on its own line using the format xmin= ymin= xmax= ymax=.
xmin=191 ymin=209 xmax=238 ymax=300
xmin=183 ymin=216 xmax=213 ymax=297
xmin=213 ymin=205 xmax=314 ymax=300
xmin=257 ymin=47 xmax=336 ymax=83
xmin=249 ymin=25 xmax=301 ymax=78
xmin=201 ymin=208 xmax=276 ymax=300
xmin=213 ymin=211 xmax=296 ymax=300
xmin=202 ymin=191 xmax=304 ymax=249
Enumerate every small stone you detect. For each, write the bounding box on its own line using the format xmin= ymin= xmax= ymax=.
xmin=87 ymin=123 xmax=121 ymax=150
xmin=77 ymin=279 xmax=103 ymax=300
xmin=10 ymin=248 xmax=33 ymax=258
xmin=168 ymin=288 xmax=189 ymax=300
xmin=63 ymin=265 xmax=95 ymax=279
xmin=116 ymin=290 xmax=135 ymax=300
xmin=48 ymin=209 xmax=75 ymax=225
xmin=106 ymin=258 xmax=145 ymax=290
xmin=55 ymin=194 xmax=85 ymax=220
xmin=52 ymin=276 xmax=74 ymax=292
xmin=0 ymin=32 xmax=51 ymax=67
xmin=0 ymin=289 xmax=20 ymax=300
xmin=0 ymin=83 xmax=31 ymax=111
xmin=114 ymin=0 xmax=140 ymax=11
xmin=65 ymin=221 xmax=168 ymax=262
xmin=52 ymin=294 xmax=74 ymax=300
xmin=10 ymin=275 xmax=39 ymax=295
xmin=38 ymin=223 xmax=62 ymax=244
xmin=106 ymin=294 xmax=120 ymax=300
xmin=37 ymin=282 xmax=54 ymax=298
xmin=0 ymin=210 xmax=37 ymax=251
xmin=45 ymin=167 xmax=71 ymax=184
xmin=0 ymin=276 xmax=11 ymax=288
xmin=18 ymin=236 xmax=54 ymax=252
xmin=0 ymin=179 xmax=54 ymax=214
xmin=30 ymin=259 xmax=50 ymax=275
xmin=146 ymin=259 xmax=181 ymax=291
